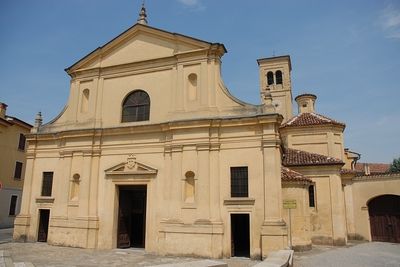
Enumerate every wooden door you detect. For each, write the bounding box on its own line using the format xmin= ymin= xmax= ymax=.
xmin=368 ymin=195 xmax=400 ymax=243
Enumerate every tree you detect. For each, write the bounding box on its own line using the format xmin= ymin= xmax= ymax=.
xmin=389 ymin=157 xmax=400 ymax=173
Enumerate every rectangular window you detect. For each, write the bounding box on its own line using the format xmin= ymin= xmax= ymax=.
xmin=230 ymin=166 xmax=248 ymax=197
xmin=308 ymin=185 xmax=315 ymax=207
xmin=18 ymin=133 xmax=26 ymax=151
xmin=41 ymin=172 xmax=54 ymax=197
xmin=14 ymin=161 xmax=23 ymax=180
xmin=9 ymin=195 xmax=18 ymax=216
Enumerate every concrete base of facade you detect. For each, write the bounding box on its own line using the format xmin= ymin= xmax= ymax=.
xmin=13 ymin=215 xmax=31 ymax=242
xmin=311 ymin=235 xmax=346 ymax=246
xmin=159 ymin=220 xmax=224 ymax=258
xmin=260 ymin=221 xmax=288 ymax=259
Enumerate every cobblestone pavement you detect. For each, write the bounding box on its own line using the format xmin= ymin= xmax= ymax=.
xmin=294 ymin=242 xmax=400 ymax=267
xmin=0 ymin=242 xmax=258 ymax=267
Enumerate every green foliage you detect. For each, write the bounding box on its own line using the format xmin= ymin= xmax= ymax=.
xmin=389 ymin=157 xmax=400 ymax=173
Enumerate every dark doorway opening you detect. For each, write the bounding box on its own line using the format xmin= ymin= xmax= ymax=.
xmin=117 ymin=185 xmax=147 ymax=248
xmin=37 ymin=209 xmax=50 ymax=242
xmin=231 ymin=214 xmax=250 ymax=257
xmin=368 ymin=194 xmax=400 ymax=243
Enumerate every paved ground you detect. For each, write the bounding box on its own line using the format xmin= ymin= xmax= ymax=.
xmin=2 ymin=229 xmax=400 ymax=267
xmin=0 ymin=229 xmax=257 ymax=267
xmin=0 ymin=228 xmax=13 ymax=244
xmin=0 ymin=242 xmax=260 ymax=267
xmin=294 ymin=241 xmax=400 ymax=267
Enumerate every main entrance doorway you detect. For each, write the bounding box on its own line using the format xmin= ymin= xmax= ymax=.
xmin=37 ymin=209 xmax=50 ymax=242
xmin=117 ymin=185 xmax=147 ymax=248
xmin=368 ymin=195 xmax=400 ymax=243
xmin=231 ymin=214 xmax=250 ymax=257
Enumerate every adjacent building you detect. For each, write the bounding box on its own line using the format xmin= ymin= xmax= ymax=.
xmin=0 ymin=103 xmax=32 ymax=228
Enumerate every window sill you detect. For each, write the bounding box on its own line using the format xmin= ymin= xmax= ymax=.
xmin=36 ymin=197 xmax=55 ymax=203
xmin=223 ymin=197 xmax=255 ymax=206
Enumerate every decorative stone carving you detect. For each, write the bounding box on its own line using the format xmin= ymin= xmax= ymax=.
xmin=126 ymin=154 xmax=137 ymax=170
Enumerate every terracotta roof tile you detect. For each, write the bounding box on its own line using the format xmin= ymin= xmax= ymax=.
xmin=280 ymin=112 xmax=345 ymax=128
xmin=281 ymin=167 xmax=312 ymax=183
xmin=354 ymin=163 xmax=391 ymax=175
xmin=353 ymin=172 xmax=400 ymax=180
xmin=282 ymin=148 xmax=344 ymax=167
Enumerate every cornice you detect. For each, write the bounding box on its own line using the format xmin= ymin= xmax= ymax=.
xmin=279 ymin=123 xmax=345 ymax=134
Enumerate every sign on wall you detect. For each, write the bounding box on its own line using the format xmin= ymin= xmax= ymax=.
xmin=283 ymin=199 xmax=297 ymax=209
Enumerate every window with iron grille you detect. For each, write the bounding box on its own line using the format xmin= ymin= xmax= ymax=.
xmin=9 ymin=195 xmax=18 ymax=216
xmin=18 ymin=133 xmax=26 ymax=151
xmin=230 ymin=167 xmax=248 ymax=197
xmin=41 ymin=172 xmax=54 ymax=197
xmin=308 ymin=185 xmax=315 ymax=207
xmin=14 ymin=161 xmax=23 ymax=180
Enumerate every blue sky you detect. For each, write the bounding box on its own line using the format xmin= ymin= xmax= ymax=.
xmin=0 ymin=0 xmax=399 ymax=163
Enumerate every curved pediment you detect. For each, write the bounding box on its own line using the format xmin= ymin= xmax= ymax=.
xmin=105 ymin=154 xmax=158 ymax=176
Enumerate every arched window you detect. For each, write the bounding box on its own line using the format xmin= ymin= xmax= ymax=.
xmin=276 ymin=70 xmax=283 ymax=84
xmin=267 ymin=71 xmax=274 ymax=85
xmin=122 ymin=90 xmax=150 ymax=122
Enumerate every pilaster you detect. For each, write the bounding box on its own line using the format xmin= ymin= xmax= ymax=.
xmin=261 ymin=128 xmax=287 ymax=257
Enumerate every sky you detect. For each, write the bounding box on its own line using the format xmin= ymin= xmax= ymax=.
xmin=0 ymin=0 xmax=399 ymax=163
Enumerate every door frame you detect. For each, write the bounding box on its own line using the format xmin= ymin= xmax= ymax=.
xmin=116 ymin=184 xmax=148 ymax=249
xmin=230 ymin=213 xmax=251 ymax=257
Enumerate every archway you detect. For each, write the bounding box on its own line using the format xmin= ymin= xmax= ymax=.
xmin=368 ymin=195 xmax=400 ymax=243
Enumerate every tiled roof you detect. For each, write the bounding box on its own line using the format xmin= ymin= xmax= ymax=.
xmin=280 ymin=112 xmax=345 ymax=128
xmin=282 ymin=148 xmax=344 ymax=167
xmin=281 ymin=167 xmax=312 ymax=183
xmin=354 ymin=163 xmax=391 ymax=175
xmin=353 ymin=172 xmax=400 ymax=180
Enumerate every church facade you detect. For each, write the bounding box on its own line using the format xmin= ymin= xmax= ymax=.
xmin=14 ymin=8 xmax=400 ymax=259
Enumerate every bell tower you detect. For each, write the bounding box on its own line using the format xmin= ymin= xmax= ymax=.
xmin=257 ymin=55 xmax=293 ymax=122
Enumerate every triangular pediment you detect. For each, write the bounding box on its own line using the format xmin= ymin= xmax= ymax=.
xmin=66 ymin=24 xmax=222 ymax=74
xmin=105 ymin=154 xmax=158 ymax=175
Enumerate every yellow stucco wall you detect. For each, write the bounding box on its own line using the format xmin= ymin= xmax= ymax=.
xmin=344 ymin=174 xmax=400 ymax=241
